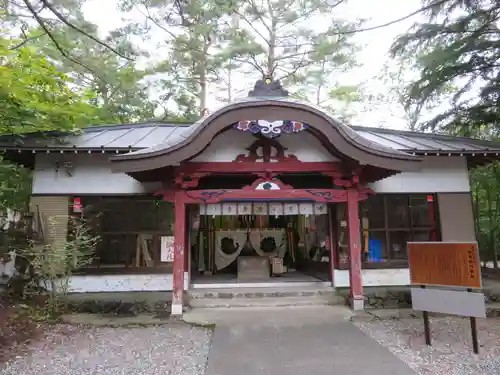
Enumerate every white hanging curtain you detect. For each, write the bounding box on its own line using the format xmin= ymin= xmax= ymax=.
xmin=199 ymin=202 xmax=327 ymax=216
xmin=248 ymin=229 xmax=286 ymax=257
xmin=222 ymin=203 xmax=238 ymax=215
xmin=214 ymin=230 xmax=247 ymax=271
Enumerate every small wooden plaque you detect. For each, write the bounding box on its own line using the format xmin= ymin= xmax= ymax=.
xmin=408 ymin=242 xmax=481 ymax=289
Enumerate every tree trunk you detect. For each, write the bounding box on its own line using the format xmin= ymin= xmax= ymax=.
xmin=267 ymin=8 xmax=277 ymax=78
xmin=199 ymin=39 xmax=210 ymax=116
xmin=315 ymin=84 xmax=321 ymax=105
xmin=315 ymin=62 xmax=326 ymax=105
xmin=472 ymin=180 xmax=483 ymax=265
xmin=473 ymin=180 xmax=480 ymax=236
xmin=199 ymin=70 xmax=207 ymax=115
xmin=227 ymin=67 xmax=232 ymax=102
xmin=492 ymin=164 xmax=500 ymax=268
xmin=100 ymin=85 xmax=109 ymax=107
xmin=485 ymin=183 xmax=498 ymax=268
xmin=50 ymin=278 xmax=57 ymax=316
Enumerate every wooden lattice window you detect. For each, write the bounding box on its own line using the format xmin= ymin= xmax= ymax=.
xmin=70 ymin=196 xmax=174 ymax=272
xmin=336 ymin=194 xmax=439 ymax=269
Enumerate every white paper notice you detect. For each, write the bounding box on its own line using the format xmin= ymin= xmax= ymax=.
xmin=161 ymin=236 xmax=175 ymax=262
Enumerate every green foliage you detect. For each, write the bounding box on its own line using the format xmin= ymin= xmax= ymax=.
xmin=0 ymin=36 xmax=102 ymax=211
xmin=293 ymin=83 xmax=363 ymax=121
xmin=445 ymin=124 xmax=500 ymax=268
xmin=0 ymin=38 xmax=99 ymax=134
xmin=222 ymin=0 xmax=362 ymax=112
xmin=120 ymin=0 xmax=237 ymax=116
xmin=394 ymin=0 xmax=500 ymax=267
xmin=120 ymin=0 xmax=363 ymax=115
xmin=23 ymin=216 xmax=99 ymax=317
xmin=0 ymin=159 xmax=31 ymax=212
xmin=227 ymin=0 xmax=360 ymax=81
xmin=30 ymin=23 xmax=157 ymax=124
xmin=471 ymin=163 xmax=500 ymax=268
xmin=391 ymin=0 xmax=500 ymax=133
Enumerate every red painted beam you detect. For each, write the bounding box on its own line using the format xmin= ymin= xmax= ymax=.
xmin=177 ymin=161 xmax=343 ymax=174
xmin=155 ymin=188 xmax=371 ymax=204
xmin=183 ymin=188 xmax=348 ymax=203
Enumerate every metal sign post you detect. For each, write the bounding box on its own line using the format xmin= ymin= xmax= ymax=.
xmin=467 ymin=288 xmax=479 ymax=354
xmin=421 ymin=285 xmax=431 ymax=346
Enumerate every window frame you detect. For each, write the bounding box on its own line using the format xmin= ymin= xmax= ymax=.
xmin=68 ymin=195 xmax=175 ymax=274
xmin=337 ymin=193 xmax=440 ymax=270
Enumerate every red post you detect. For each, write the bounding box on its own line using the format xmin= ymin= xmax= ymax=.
xmin=172 ymin=191 xmax=186 ymax=315
xmin=347 ymin=189 xmax=364 ymax=310
xmin=327 ymin=204 xmax=337 ymax=282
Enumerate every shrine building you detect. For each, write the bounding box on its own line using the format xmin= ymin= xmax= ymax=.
xmin=2 ymin=78 xmax=499 ymax=315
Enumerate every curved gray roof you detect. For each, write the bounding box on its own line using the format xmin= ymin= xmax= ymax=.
xmin=104 ymin=95 xmax=426 ymax=173
xmin=123 ymin=96 xmax=412 ymax=159
xmin=1 ymin=120 xmax=500 ymax=154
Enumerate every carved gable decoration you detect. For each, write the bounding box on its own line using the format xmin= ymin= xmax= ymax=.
xmin=234 ymin=138 xmax=297 ymax=163
xmin=244 ymin=177 xmax=292 ymax=192
xmin=255 ymin=181 xmax=281 ymax=190
xmin=233 ymin=120 xmax=308 ymax=138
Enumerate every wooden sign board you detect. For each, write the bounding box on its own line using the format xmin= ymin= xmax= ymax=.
xmin=408 ymin=241 xmax=481 ymax=289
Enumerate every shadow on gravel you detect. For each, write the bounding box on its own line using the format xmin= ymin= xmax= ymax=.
xmin=0 ymin=295 xmax=45 ymax=364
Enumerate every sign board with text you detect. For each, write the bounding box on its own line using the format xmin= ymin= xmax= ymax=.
xmin=160 ymin=236 xmax=175 ymax=262
xmin=407 ymin=241 xmax=481 ymax=289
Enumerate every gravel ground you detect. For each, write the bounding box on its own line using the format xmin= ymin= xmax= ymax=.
xmin=0 ymin=323 xmax=212 ymax=375
xmin=355 ymin=316 xmax=500 ymax=375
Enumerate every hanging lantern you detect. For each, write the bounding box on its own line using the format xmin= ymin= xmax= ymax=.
xmin=73 ymin=197 xmax=82 ymax=213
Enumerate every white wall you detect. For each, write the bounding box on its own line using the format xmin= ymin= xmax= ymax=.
xmin=370 ymin=156 xmax=470 ymax=193
xmin=190 ymin=131 xmax=339 ymax=162
xmin=190 ymin=131 xmax=256 ymax=162
xmin=334 ymin=268 xmax=410 ymax=287
xmin=31 ymin=150 xmax=470 ymax=195
xmin=280 ymin=132 xmax=339 ymax=162
xmin=32 ymin=153 xmax=161 ymax=195
xmin=61 ymin=272 xmax=189 ymax=293
xmin=65 ymin=269 xmax=408 ymax=292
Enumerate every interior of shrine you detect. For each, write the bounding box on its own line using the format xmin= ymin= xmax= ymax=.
xmin=189 ymin=201 xmax=332 ymax=283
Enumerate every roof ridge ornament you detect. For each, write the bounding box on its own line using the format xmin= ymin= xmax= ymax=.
xmin=248 ymin=76 xmax=289 ymax=97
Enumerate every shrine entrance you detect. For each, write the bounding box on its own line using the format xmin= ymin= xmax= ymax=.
xmin=189 ymin=201 xmax=333 ymax=286
xmin=109 ymin=77 xmax=424 ymax=315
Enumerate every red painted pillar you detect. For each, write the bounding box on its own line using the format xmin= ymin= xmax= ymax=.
xmin=347 ymin=189 xmax=364 ymax=310
xmin=327 ymin=204 xmax=337 ymax=282
xmin=171 ymin=191 xmax=186 ymax=316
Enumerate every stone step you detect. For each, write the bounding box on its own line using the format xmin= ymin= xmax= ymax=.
xmin=186 ymin=286 xmax=345 ymax=308
xmin=188 ymin=285 xmax=335 ymax=298
xmin=487 ymin=302 xmax=500 ymax=318
xmin=189 ymin=296 xmax=343 ymax=308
